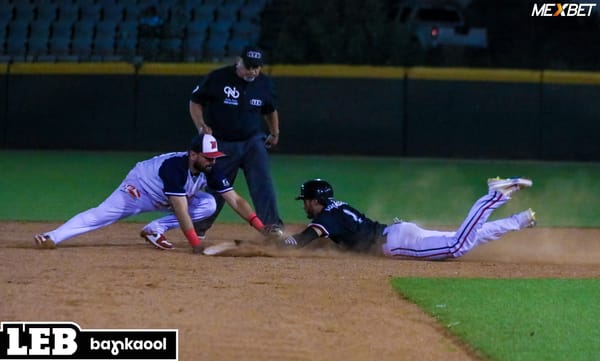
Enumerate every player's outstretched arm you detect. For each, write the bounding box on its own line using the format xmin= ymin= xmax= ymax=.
xmin=279 ymin=227 xmax=320 ymax=248
xmin=221 ymin=190 xmax=265 ymax=232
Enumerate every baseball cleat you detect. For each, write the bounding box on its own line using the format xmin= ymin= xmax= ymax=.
xmin=514 ymin=208 xmax=537 ymax=228
xmin=140 ymin=230 xmax=174 ymax=250
xmin=487 ymin=177 xmax=532 ymax=197
xmin=34 ymin=234 xmax=56 ymax=249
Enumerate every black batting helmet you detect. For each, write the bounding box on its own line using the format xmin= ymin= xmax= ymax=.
xmin=295 ymin=179 xmax=334 ymax=205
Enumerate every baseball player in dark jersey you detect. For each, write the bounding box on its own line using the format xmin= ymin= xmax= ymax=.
xmin=33 ymin=134 xmax=267 ymax=254
xmin=277 ymin=177 xmax=536 ymax=260
xmin=189 ymin=45 xmax=283 ymax=240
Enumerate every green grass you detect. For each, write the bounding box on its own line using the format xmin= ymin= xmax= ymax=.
xmin=2 ymin=150 xmax=600 ymax=226
xmin=392 ymin=278 xmax=600 ymax=361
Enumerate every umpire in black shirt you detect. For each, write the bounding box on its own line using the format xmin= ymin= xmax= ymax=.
xmin=189 ymin=45 xmax=283 ymax=238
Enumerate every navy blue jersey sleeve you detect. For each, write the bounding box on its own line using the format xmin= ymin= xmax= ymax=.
xmin=158 ymin=157 xmax=188 ymax=196
xmin=190 ymin=73 xmax=214 ymax=105
xmin=206 ymin=169 xmax=234 ymax=193
xmin=310 ymin=211 xmax=342 ymax=238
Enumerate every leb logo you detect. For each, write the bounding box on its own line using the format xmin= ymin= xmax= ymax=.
xmin=0 ymin=322 xmax=178 ymax=360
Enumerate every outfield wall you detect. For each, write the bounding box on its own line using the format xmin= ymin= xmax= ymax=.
xmin=0 ymin=63 xmax=7 ymax=148
xmin=1 ymin=62 xmax=599 ymax=160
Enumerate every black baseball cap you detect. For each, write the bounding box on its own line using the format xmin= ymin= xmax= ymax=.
xmin=241 ymin=45 xmax=264 ymax=68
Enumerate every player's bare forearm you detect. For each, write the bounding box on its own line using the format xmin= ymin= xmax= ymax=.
xmin=168 ymin=196 xmax=194 ymax=232
xmin=168 ymin=195 xmax=204 ymax=250
xmin=222 ymin=191 xmax=259 ymax=224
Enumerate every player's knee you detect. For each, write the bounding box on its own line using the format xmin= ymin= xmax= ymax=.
xmin=206 ymin=196 xmax=217 ymax=215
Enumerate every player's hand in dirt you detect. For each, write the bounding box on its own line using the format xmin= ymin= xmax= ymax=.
xmin=192 ymin=244 xmax=206 ymax=254
xmin=261 ymin=224 xmax=285 ymax=244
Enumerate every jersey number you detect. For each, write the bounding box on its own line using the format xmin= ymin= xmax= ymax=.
xmin=343 ymin=209 xmax=363 ymax=223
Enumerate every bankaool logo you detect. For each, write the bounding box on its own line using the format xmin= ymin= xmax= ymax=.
xmin=531 ymin=3 xmax=597 ymax=16
xmin=0 ymin=322 xmax=178 ymax=360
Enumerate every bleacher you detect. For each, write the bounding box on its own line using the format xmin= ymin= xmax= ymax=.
xmin=0 ymin=0 xmax=267 ymax=63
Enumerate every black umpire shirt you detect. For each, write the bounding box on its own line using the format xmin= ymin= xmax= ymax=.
xmin=190 ymin=65 xmax=277 ymax=141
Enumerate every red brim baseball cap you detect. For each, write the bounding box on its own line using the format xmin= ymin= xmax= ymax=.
xmin=190 ymin=134 xmax=226 ymax=158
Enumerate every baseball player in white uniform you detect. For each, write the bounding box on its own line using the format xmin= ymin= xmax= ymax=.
xmin=34 ymin=134 xmax=267 ymax=253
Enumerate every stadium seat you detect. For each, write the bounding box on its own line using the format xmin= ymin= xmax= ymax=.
xmin=204 ymin=32 xmax=228 ymax=60
xmin=48 ymin=33 xmax=71 ymax=56
xmin=240 ymin=1 xmax=267 ymax=22
xmin=72 ymin=19 xmax=95 ymax=39
xmin=203 ymin=0 xmax=224 ymax=6
xmin=122 ymin=4 xmax=141 ymax=22
xmin=192 ymin=4 xmax=216 ymax=21
xmin=215 ymin=3 xmax=239 ymax=23
xmin=158 ymin=37 xmax=182 ymax=61
xmin=115 ymin=35 xmax=137 ymax=57
xmin=96 ymin=19 xmax=118 ymax=40
xmin=36 ymin=2 xmax=59 ymax=23
xmin=80 ymin=2 xmax=102 ymax=22
xmin=36 ymin=54 xmax=58 ymax=63
xmin=7 ymin=19 xmax=30 ymax=51
xmin=183 ymin=32 xmax=205 ymax=61
xmin=93 ymin=33 xmax=115 ymax=57
xmin=27 ymin=32 xmax=48 ymax=57
xmin=71 ymin=20 xmax=95 ymax=58
xmin=51 ymin=18 xmax=73 ymax=38
xmin=138 ymin=37 xmax=159 ymax=61
xmin=117 ymin=20 xmax=138 ymax=40
xmin=162 ymin=4 xmax=190 ymax=38
xmin=227 ymin=37 xmax=248 ymax=58
xmin=100 ymin=1 xmax=124 ymax=22
xmin=28 ymin=19 xmax=51 ymax=57
xmin=231 ymin=19 xmax=260 ymax=44
xmin=13 ymin=2 xmax=36 ymax=23
xmin=30 ymin=19 xmax=52 ymax=38
xmin=0 ymin=3 xmax=14 ymax=24
xmin=186 ymin=19 xmax=209 ymax=37
xmin=56 ymin=2 xmax=80 ymax=24
xmin=71 ymin=35 xmax=93 ymax=58
xmin=0 ymin=22 xmax=7 ymax=50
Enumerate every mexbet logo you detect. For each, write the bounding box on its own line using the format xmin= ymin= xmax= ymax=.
xmin=531 ymin=3 xmax=596 ymax=16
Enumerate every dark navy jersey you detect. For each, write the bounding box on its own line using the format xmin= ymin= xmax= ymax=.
xmin=190 ymin=65 xmax=277 ymax=141
xmin=309 ymin=200 xmax=387 ymax=252
xmin=134 ymin=152 xmax=232 ymax=207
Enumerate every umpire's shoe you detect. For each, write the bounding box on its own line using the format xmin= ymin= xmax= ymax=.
xmin=34 ymin=234 xmax=56 ymax=249
xmin=140 ymin=230 xmax=174 ymax=250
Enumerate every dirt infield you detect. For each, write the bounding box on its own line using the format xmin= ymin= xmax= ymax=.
xmin=2 ymin=222 xmax=600 ymax=361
